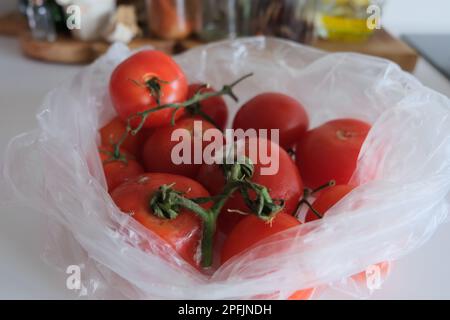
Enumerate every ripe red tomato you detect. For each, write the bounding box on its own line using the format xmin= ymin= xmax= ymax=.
xmin=221 ymin=213 xmax=300 ymax=263
xmin=111 ymin=173 xmax=210 ymax=268
xmin=221 ymin=213 xmax=313 ymax=300
xmin=197 ymin=137 xmax=304 ymax=234
xmin=99 ymin=146 xmax=144 ymax=192
xmin=186 ymin=84 xmax=228 ymax=131
xmin=295 ymin=119 xmax=371 ymax=189
xmin=142 ymin=118 xmax=223 ymax=179
xmin=232 ymin=93 xmax=309 ymax=150
xmin=100 ymin=116 xmax=151 ymax=159
xmin=109 ymin=50 xmax=188 ymax=129
xmin=305 ymin=184 xmax=355 ymax=222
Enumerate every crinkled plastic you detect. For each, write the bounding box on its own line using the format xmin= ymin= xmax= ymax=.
xmin=2 ymin=37 xmax=450 ymax=299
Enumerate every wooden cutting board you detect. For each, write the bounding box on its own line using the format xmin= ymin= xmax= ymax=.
xmin=1 ymin=12 xmax=417 ymax=70
xmin=19 ymin=32 xmax=175 ymax=64
xmin=0 ymin=12 xmax=28 ymax=36
xmin=180 ymin=29 xmax=419 ymax=72
xmin=312 ymin=29 xmax=418 ymax=72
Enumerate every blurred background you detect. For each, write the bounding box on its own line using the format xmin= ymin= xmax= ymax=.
xmin=0 ymin=0 xmax=448 ymax=75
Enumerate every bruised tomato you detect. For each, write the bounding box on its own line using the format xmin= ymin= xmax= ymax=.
xmin=109 ymin=50 xmax=188 ymax=129
xmin=197 ymin=137 xmax=304 ymax=234
xmin=99 ymin=146 xmax=144 ymax=192
xmin=221 ymin=213 xmax=313 ymax=300
xmin=111 ymin=173 xmax=210 ymax=268
xmin=296 ymin=119 xmax=371 ymax=189
xmin=142 ymin=118 xmax=223 ymax=179
xmin=186 ymin=84 xmax=228 ymax=131
xmin=233 ymin=93 xmax=309 ymax=150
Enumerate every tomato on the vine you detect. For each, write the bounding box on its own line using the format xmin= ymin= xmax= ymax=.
xmin=233 ymin=93 xmax=309 ymax=150
xmin=142 ymin=118 xmax=223 ymax=179
xmin=111 ymin=173 xmax=210 ymax=268
xmin=295 ymin=119 xmax=371 ymax=189
xmin=221 ymin=213 xmax=314 ymax=300
xmin=197 ymin=137 xmax=304 ymax=234
xmin=109 ymin=50 xmax=188 ymax=129
xmin=99 ymin=146 xmax=144 ymax=192
xmin=186 ymin=84 xmax=228 ymax=131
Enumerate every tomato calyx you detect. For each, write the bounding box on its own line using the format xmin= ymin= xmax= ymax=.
xmin=336 ymin=129 xmax=358 ymax=141
xmin=293 ymin=180 xmax=336 ymax=218
xmin=129 ymin=76 xmax=170 ymax=106
xmin=145 ymin=77 xmax=170 ymax=105
xmin=99 ymin=147 xmax=129 ymax=165
xmin=148 ymin=156 xmax=284 ymax=268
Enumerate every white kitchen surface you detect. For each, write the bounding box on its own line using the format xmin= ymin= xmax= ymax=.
xmin=0 ymin=35 xmax=449 ymax=299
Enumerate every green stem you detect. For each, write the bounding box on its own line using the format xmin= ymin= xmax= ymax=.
xmin=112 ymin=73 xmax=253 ymax=157
xmin=300 ymin=199 xmax=323 ymax=219
xmin=200 ymin=215 xmax=216 ymax=268
xmin=292 ymin=180 xmax=336 ymax=217
xmin=149 ymin=157 xmax=283 ymax=268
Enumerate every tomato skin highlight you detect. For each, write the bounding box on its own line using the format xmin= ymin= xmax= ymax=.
xmin=99 ymin=146 xmax=144 ymax=193
xmin=142 ymin=118 xmax=223 ymax=179
xmin=186 ymin=84 xmax=228 ymax=131
xmin=197 ymin=137 xmax=304 ymax=234
xmin=109 ymin=50 xmax=188 ymax=129
xmin=305 ymin=184 xmax=355 ymax=222
xmin=111 ymin=173 xmax=210 ymax=268
xmin=295 ymin=119 xmax=371 ymax=189
xmin=233 ymin=93 xmax=309 ymax=150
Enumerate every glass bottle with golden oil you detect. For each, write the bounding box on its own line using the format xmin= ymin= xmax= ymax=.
xmin=318 ymin=0 xmax=384 ymax=42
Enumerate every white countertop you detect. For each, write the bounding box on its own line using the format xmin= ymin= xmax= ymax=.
xmin=1 ymin=36 xmax=449 ymax=299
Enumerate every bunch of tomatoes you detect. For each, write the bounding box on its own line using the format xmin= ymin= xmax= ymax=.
xmin=98 ymin=50 xmax=386 ymax=299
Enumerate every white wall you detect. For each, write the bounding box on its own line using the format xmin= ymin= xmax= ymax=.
xmin=1 ymin=0 xmax=450 ymax=35
xmin=0 ymin=0 xmax=16 ymax=15
xmin=383 ymin=0 xmax=450 ymax=35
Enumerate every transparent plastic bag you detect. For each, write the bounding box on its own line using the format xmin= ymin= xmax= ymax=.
xmin=2 ymin=37 xmax=450 ymax=299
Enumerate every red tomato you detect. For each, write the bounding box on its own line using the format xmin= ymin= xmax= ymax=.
xmin=197 ymin=137 xmax=304 ymax=234
xmin=233 ymin=93 xmax=309 ymax=150
xmin=221 ymin=213 xmax=300 ymax=263
xmin=295 ymin=119 xmax=371 ymax=189
xmin=142 ymin=118 xmax=223 ymax=179
xmin=100 ymin=116 xmax=150 ymax=159
xmin=305 ymin=185 xmax=355 ymax=222
xmin=186 ymin=84 xmax=228 ymax=131
xmin=111 ymin=173 xmax=210 ymax=268
xmin=99 ymin=146 xmax=144 ymax=193
xmin=221 ymin=213 xmax=313 ymax=300
xmin=109 ymin=50 xmax=188 ymax=129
